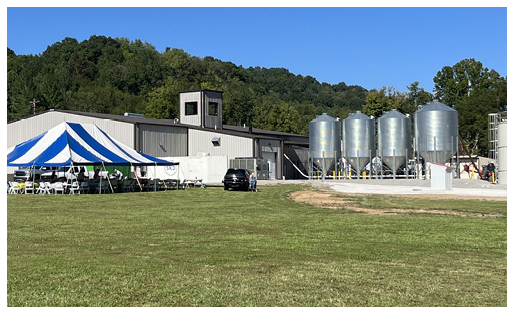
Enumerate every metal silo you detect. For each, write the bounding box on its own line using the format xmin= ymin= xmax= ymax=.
xmin=309 ymin=113 xmax=341 ymax=173
xmin=377 ymin=109 xmax=412 ymax=172
xmin=414 ymin=101 xmax=458 ymax=164
xmin=343 ymin=111 xmax=375 ymax=172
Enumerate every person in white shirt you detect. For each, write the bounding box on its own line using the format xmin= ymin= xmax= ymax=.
xmin=114 ymin=169 xmax=123 ymax=180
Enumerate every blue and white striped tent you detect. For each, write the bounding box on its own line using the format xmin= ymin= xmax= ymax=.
xmin=7 ymin=122 xmax=178 ymax=167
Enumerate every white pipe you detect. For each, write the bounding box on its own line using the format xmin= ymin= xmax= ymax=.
xmin=283 ymin=153 xmax=309 ymax=179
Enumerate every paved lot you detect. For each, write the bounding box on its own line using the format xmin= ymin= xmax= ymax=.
xmin=258 ymin=178 xmax=508 ymax=199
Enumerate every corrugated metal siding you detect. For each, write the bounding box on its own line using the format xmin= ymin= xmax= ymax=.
xmin=139 ymin=124 xmax=188 ymax=157
xmin=7 ymin=111 xmax=135 ymax=148
xmin=179 ymin=91 xmax=201 ymax=126
xmin=203 ymin=91 xmax=223 ymax=129
xmin=188 ymin=129 xmax=253 ymax=159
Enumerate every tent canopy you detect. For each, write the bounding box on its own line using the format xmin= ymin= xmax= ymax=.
xmin=7 ymin=122 xmax=178 ymax=167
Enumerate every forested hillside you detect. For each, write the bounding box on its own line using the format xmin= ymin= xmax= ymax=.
xmin=7 ymin=35 xmax=367 ymax=135
xmin=7 ymin=35 xmax=506 ymax=155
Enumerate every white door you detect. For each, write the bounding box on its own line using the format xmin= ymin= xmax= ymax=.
xmin=262 ymin=152 xmax=276 ymax=179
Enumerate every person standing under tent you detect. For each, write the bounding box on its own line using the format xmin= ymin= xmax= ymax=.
xmin=93 ymin=168 xmax=101 ymax=181
xmin=77 ymin=168 xmax=86 ymax=182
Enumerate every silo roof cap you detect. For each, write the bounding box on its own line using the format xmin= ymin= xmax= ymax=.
xmin=416 ymin=100 xmax=456 ymax=112
xmin=345 ymin=111 xmax=372 ymax=120
xmin=379 ymin=109 xmax=409 ymax=119
xmin=311 ymin=113 xmax=338 ymax=123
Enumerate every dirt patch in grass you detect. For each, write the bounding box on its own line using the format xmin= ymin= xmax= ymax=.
xmin=290 ymin=190 xmax=503 ymax=218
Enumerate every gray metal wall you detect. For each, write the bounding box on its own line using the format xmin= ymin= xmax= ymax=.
xmin=188 ymin=128 xmax=254 ymax=159
xmin=138 ymin=124 xmax=187 ymax=157
xmin=203 ymin=90 xmax=223 ymax=129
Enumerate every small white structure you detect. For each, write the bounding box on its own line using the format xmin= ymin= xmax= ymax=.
xmin=429 ymin=162 xmax=452 ymax=190
xmin=146 ymin=154 xmax=229 ymax=185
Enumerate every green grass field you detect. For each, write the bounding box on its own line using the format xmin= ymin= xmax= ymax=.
xmin=7 ymin=184 xmax=507 ymax=306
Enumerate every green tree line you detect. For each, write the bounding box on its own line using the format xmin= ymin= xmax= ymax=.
xmin=7 ymin=36 xmax=506 ymax=155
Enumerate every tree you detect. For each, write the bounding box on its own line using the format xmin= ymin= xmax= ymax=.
xmin=145 ymin=78 xmax=187 ymax=119
xmin=7 ymin=52 xmax=42 ymax=120
xmin=222 ymin=78 xmax=258 ymax=126
xmin=403 ymin=82 xmax=433 ymax=117
xmin=433 ymin=58 xmax=507 ymax=155
xmin=433 ymin=58 xmax=501 ymax=106
xmin=253 ymin=96 xmax=302 ymax=134
xmin=362 ymin=87 xmax=405 ymax=118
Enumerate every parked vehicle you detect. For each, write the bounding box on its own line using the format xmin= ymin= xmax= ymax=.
xmin=222 ymin=168 xmax=251 ymax=191
xmin=13 ymin=166 xmax=58 ymax=182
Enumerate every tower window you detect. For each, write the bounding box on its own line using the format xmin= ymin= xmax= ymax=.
xmin=208 ymin=102 xmax=219 ymax=116
xmin=185 ymin=102 xmax=198 ymax=115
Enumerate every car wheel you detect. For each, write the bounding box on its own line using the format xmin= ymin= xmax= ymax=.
xmin=224 ymin=184 xmax=229 ymax=190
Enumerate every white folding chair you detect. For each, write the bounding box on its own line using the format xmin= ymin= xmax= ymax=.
xmin=8 ymin=181 xmax=22 ymax=194
xmin=36 ymin=182 xmax=47 ymax=194
xmin=69 ymin=181 xmax=80 ymax=194
xmin=41 ymin=182 xmax=54 ymax=194
xmin=54 ymin=182 xmax=65 ymax=194
xmin=24 ymin=181 xmax=35 ymax=194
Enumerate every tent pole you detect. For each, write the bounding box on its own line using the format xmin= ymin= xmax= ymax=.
xmin=31 ymin=162 xmax=36 ymax=194
xmin=133 ymin=164 xmax=143 ymax=192
xmin=154 ymin=163 xmax=157 ymax=192
xmin=103 ymin=162 xmax=114 ymax=193
xmin=70 ymin=161 xmax=75 ymax=194
xmin=99 ymin=165 xmax=102 ymax=195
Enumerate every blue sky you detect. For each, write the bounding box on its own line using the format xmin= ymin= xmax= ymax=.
xmin=6 ymin=6 xmax=507 ymax=93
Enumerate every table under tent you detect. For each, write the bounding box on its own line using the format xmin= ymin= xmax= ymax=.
xmin=7 ymin=122 xmax=179 ymax=193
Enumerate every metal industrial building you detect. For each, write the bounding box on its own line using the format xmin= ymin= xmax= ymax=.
xmin=7 ymin=89 xmax=309 ymax=180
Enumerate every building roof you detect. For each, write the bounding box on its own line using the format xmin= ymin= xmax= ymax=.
xmin=178 ymin=89 xmax=224 ymax=94
xmin=10 ymin=109 xmax=308 ymax=143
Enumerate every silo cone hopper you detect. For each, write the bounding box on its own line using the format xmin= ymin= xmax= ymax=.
xmin=346 ymin=155 xmax=371 ymax=173
xmin=381 ymin=155 xmax=406 ymax=173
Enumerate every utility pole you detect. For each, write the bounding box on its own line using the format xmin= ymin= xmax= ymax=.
xmin=29 ymin=98 xmax=40 ymax=115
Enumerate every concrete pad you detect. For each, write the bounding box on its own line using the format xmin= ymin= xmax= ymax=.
xmin=258 ymin=178 xmax=508 ymax=199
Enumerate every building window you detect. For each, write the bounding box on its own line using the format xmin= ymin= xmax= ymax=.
xmin=185 ymin=102 xmax=198 ymax=116
xmin=208 ymin=102 xmax=218 ymax=116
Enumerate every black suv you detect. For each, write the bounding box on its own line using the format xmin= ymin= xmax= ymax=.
xmin=222 ymin=168 xmax=251 ymax=191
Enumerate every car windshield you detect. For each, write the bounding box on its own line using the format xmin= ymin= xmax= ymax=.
xmin=226 ymin=169 xmax=247 ymax=176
